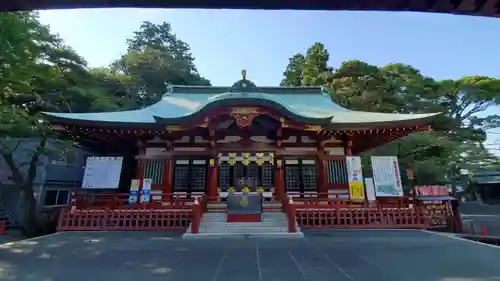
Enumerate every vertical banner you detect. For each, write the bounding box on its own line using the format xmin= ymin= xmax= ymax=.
xmin=128 ymin=179 xmax=140 ymax=204
xmin=141 ymin=179 xmax=152 ymax=203
xmin=364 ymin=178 xmax=376 ymax=201
xmin=346 ymin=156 xmax=365 ymax=200
xmin=371 ymin=156 xmax=404 ymax=197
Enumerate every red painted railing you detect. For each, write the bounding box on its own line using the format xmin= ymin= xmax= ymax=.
xmin=60 ymin=190 xmax=458 ymax=232
xmin=58 ymin=191 xmax=207 ymax=231
xmin=286 ymin=192 xmax=411 ymax=209
xmin=295 ymin=208 xmax=427 ymax=229
xmin=283 ymin=193 xmax=457 ymax=231
xmin=57 ymin=209 xmax=192 ymax=231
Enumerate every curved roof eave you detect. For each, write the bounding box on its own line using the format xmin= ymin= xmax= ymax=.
xmin=42 ymin=111 xmax=160 ymax=128
xmin=324 ymin=112 xmax=441 ymax=129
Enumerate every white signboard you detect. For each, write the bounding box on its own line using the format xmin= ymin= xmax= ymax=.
xmin=346 ymin=156 xmax=363 ymax=182
xmin=82 ymin=156 xmax=123 ymax=189
xmin=364 ymin=178 xmax=376 ymax=201
xmin=140 ymin=178 xmax=152 ymax=203
xmin=371 ymin=156 xmax=403 ymax=197
xmin=128 ymin=179 xmax=140 ymax=204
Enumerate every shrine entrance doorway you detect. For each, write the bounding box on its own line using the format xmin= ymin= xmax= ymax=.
xmin=217 ymin=152 xmax=275 ymax=199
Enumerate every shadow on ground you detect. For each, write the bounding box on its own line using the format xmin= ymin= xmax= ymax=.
xmin=1 ymin=229 xmax=500 ymax=281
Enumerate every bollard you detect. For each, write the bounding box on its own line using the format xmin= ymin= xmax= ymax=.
xmin=0 ymin=220 xmax=6 ymax=236
xmin=481 ymin=225 xmax=487 ymax=236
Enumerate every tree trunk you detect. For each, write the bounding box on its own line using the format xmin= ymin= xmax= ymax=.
xmin=19 ymin=186 xmax=37 ymax=237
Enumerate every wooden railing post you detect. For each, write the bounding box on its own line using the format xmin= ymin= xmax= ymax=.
xmin=56 ymin=208 xmax=66 ymax=231
xmin=287 ymin=198 xmax=297 ymax=233
xmin=191 ymin=198 xmax=201 ymax=234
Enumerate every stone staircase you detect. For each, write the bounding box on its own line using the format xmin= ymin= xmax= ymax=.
xmin=182 ymin=212 xmax=304 ymax=239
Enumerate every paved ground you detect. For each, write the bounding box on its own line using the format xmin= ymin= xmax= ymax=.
xmin=0 ymin=229 xmax=26 ymax=244
xmin=1 ymin=229 xmax=500 ymax=281
xmin=461 ymin=201 xmax=500 ymax=215
xmin=460 ymin=202 xmax=500 ymax=236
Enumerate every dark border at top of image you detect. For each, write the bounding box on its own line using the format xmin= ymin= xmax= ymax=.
xmin=1 ymin=0 xmax=499 ymax=17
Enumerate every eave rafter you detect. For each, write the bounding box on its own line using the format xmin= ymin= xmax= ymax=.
xmin=50 ymin=104 xmax=435 ymax=154
xmin=351 ymin=125 xmax=432 ymax=154
xmin=317 ymin=124 xmax=429 ymax=137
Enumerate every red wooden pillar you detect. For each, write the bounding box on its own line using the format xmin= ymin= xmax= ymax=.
xmin=207 ymin=158 xmax=218 ymax=201
xmin=317 ymin=150 xmax=328 ymax=198
xmin=274 ymin=159 xmax=285 ymax=200
xmin=162 ymin=157 xmax=173 ymax=200
xmin=346 ymin=135 xmax=353 ymax=156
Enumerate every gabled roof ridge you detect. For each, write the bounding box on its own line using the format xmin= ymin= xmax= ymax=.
xmin=165 ymin=84 xmax=326 ymax=95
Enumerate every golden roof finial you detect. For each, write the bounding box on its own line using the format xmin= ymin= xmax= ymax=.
xmin=241 ymin=69 xmax=247 ymax=81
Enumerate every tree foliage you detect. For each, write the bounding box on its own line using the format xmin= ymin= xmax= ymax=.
xmin=0 ymin=13 xmax=210 ymax=235
xmin=109 ymin=21 xmax=211 ymax=107
xmin=280 ymin=42 xmax=500 ymax=185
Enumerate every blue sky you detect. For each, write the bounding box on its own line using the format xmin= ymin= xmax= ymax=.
xmin=38 ymin=9 xmax=500 ymax=147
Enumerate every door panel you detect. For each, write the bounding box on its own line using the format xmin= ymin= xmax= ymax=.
xmin=172 ymin=158 xmax=208 ymax=194
xmin=284 ymin=158 xmax=318 ymax=196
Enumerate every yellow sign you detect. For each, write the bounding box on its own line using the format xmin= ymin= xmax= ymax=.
xmin=240 ymin=196 xmax=248 ymax=207
xmin=349 ymin=182 xmax=365 ymax=200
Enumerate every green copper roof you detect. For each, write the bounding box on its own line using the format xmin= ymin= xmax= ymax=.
xmin=43 ymin=78 xmax=440 ymax=128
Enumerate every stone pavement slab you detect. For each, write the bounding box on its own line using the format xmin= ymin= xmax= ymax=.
xmin=1 ymin=229 xmax=500 ymax=281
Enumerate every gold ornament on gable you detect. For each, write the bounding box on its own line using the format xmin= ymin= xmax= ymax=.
xmin=231 ymin=107 xmax=259 ymax=115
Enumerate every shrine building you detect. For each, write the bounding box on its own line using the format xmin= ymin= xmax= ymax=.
xmin=43 ymin=71 xmax=438 ymax=202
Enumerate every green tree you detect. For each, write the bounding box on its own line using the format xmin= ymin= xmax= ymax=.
xmin=280 ymin=42 xmax=332 ymax=87
xmin=280 ymin=43 xmax=500 ymax=184
xmin=280 ymin=54 xmax=305 ymax=87
xmin=0 ymin=12 xmax=121 ymax=235
xmin=111 ymin=21 xmax=211 ymax=107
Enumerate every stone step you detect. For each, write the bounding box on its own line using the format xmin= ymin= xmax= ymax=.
xmin=199 ymin=226 xmax=289 ymax=233
xmin=200 ymin=221 xmax=289 ymax=228
xmin=207 ymin=203 xmax=282 ymax=208
xmin=200 ymin=214 xmax=288 ymax=223
xmin=201 ymin=219 xmax=289 ymax=224
xmin=182 ymin=232 xmax=305 ymax=239
xmin=184 ymin=210 xmax=304 ymax=238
